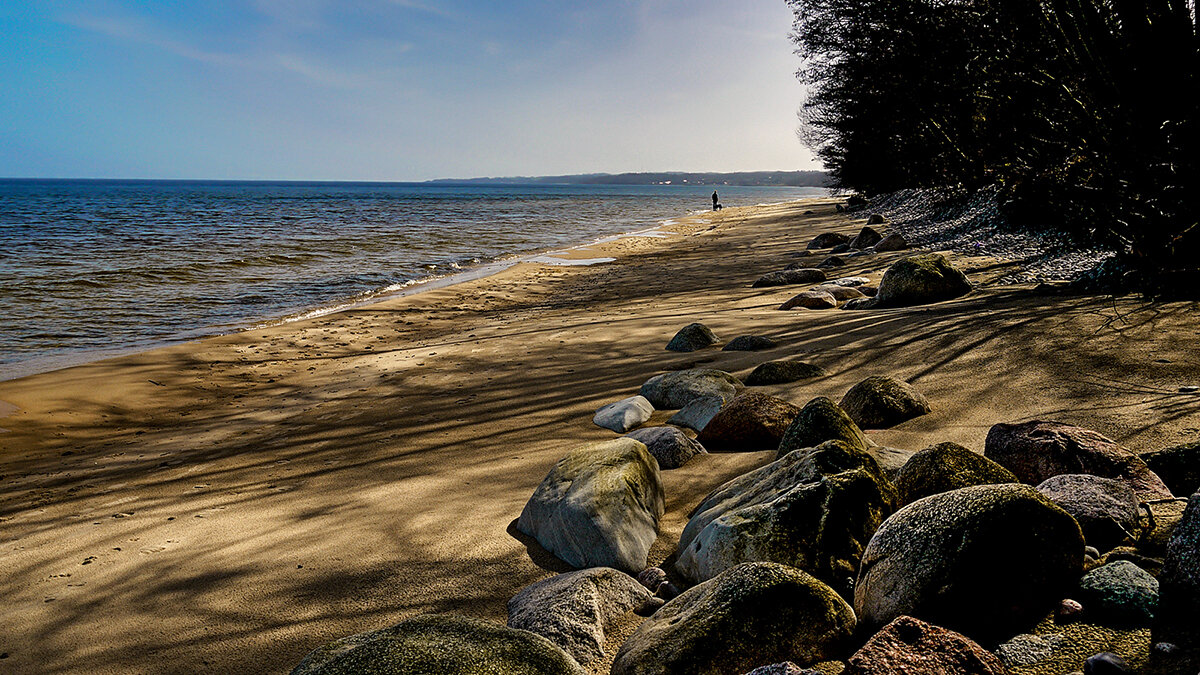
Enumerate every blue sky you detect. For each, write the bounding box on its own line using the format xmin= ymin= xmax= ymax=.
xmin=0 ymin=1 xmax=817 ymax=180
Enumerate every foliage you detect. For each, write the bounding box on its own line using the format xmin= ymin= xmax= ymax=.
xmin=788 ymin=0 xmax=1200 ymax=293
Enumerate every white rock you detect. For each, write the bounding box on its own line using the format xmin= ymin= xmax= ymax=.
xmin=593 ymin=396 xmax=654 ymax=433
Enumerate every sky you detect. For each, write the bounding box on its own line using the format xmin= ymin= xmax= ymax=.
xmin=0 ymin=1 xmax=818 ymax=181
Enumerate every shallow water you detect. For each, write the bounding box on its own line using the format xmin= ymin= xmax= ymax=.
xmin=0 ymin=180 xmax=827 ymax=379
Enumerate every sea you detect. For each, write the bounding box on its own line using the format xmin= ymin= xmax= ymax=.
xmin=0 ymin=179 xmax=828 ymax=380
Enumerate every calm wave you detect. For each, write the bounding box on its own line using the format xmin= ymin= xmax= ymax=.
xmin=0 ymin=179 xmax=827 ymax=379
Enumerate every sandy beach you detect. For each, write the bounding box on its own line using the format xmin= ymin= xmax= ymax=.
xmin=2 ymin=199 xmax=1198 ymax=674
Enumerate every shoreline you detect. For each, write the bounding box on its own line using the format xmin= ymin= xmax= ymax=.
xmin=0 ymin=206 xmax=731 ymax=384
xmin=1 ymin=198 xmax=1198 ymax=674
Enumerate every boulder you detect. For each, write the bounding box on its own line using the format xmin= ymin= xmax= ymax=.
xmin=1142 ymin=441 xmax=1200 ymax=497
xmin=625 ymin=426 xmax=706 ymax=470
xmin=995 ymin=625 xmax=1151 ymax=673
xmin=723 ymin=335 xmax=778 ymax=352
xmin=845 ymin=254 xmax=971 ymax=310
xmin=695 ymin=393 xmax=802 ymax=451
xmin=867 ymin=446 xmax=916 ymax=481
xmin=667 ymin=396 xmax=725 ymax=433
xmin=895 ymin=442 xmax=1018 ymax=505
xmin=1159 ymin=493 xmax=1200 ymax=646
xmin=517 ymin=438 xmax=665 ymax=573
xmin=867 ymin=214 xmax=888 ymax=225
xmin=814 ymin=285 xmax=866 ymax=302
xmin=611 ymin=562 xmax=856 ymax=675
xmin=1036 ymin=474 xmax=1141 ymax=553
xmin=753 ymin=269 xmax=828 ymax=288
xmin=639 ymin=369 xmax=743 ymax=409
xmin=289 ymin=614 xmax=584 ymax=675
xmin=779 ymin=290 xmax=838 ymax=310
xmin=854 ymin=483 xmax=1085 ymax=643
xmin=859 ymin=285 xmax=878 ymax=297
xmin=817 ymin=256 xmax=846 ymax=269
xmin=839 ymin=375 xmax=931 ymax=429
xmin=830 ymin=243 xmax=852 ymax=254
xmin=843 ymin=615 xmax=1007 ymax=675
xmin=744 ymin=664 xmax=817 ymax=675
xmin=665 ymin=322 xmax=720 ymax=352
xmin=744 ymin=361 xmax=828 ymax=386
xmin=984 ymin=420 xmax=1173 ymax=500
xmin=593 ymin=395 xmax=654 ymax=433
xmin=676 ymin=440 xmax=898 ymax=597
xmin=849 ymin=226 xmax=883 ymax=250
xmin=507 ymin=567 xmax=663 ymax=666
xmin=833 ymin=276 xmax=871 ymax=286
xmin=874 ymin=233 xmax=908 ymax=252
xmin=807 ymin=232 xmax=851 ymax=250
xmin=1076 ymin=561 xmax=1159 ymax=627
xmin=777 ymin=396 xmax=870 ymax=458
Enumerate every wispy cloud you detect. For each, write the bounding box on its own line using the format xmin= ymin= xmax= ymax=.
xmin=61 ymin=14 xmax=251 ymax=68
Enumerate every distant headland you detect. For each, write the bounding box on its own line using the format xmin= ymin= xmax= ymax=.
xmin=425 ymin=170 xmax=830 ymax=187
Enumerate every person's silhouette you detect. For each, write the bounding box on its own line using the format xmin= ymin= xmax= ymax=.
xmin=712 ymin=191 xmax=719 ymax=210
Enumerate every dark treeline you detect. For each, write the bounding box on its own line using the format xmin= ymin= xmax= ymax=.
xmin=788 ymin=0 xmax=1199 ymax=293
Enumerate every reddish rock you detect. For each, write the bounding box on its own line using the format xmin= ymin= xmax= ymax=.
xmin=696 ymin=392 xmax=801 ymax=451
xmin=779 ymin=290 xmax=838 ymax=310
xmin=984 ymin=421 xmax=1171 ymax=500
xmin=845 ymin=616 xmax=1009 ymax=675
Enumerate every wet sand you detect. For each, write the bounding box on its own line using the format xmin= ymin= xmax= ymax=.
xmin=1 ymin=200 xmax=1199 ymax=674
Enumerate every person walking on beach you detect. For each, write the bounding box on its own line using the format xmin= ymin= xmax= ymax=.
xmin=712 ymin=191 xmax=719 ymax=210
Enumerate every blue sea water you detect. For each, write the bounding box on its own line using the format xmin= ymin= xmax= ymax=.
xmin=0 ymin=179 xmax=827 ymax=379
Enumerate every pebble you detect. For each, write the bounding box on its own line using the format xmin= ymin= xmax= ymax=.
xmin=636 ymin=567 xmax=667 ymax=592
xmin=1083 ymin=652 xmax=1130 ymax=675
xmin=1152 ymin=642 xmax=1180 ymax=656
xmin=1058 ymin=598 xmax=1083 ymax=621
xmin=1084 ymin=546 xmax=1100 ymax=560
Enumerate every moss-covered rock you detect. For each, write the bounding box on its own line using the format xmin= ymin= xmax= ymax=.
xmin=611 ymin=562 xmax=856 ymax=675
xmin=289 ymin=614 xmax=585 ymax=675
xmin=640 ymin=369 xmax=743 ymax=409
xmin=695 ymin=393 xmax=802 ymax=451
xmin=844 ymin=254 xmax=971 ymax=309
xmin=1036 ymin=474 xmax=1141 ymax=554
xmin=838 ymin=376 xmax=930 ymax=429
xmin=676 ymin=440 xmax=898 ymax=598
xmin=745 ymin=361 xmax=828 ymax=386
xmin=776 ymin=397 xmax=869 ymax=459
xmin=517 ymin=438 xmax=664 ymax=573
xmin=666 ymin=322 xmax=720 ymax=352
xmin=895 ymin=442 xmax=1018 ymax=505
xmin=995 ymin=619 xmax=1151 ymax=675
xmin=854 ymin=483 xmax=1084 ymax=645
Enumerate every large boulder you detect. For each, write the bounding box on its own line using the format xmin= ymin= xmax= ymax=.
xmin=854 ymin=483 xmax=1085 ymax=643
xmin=845 ymin=254 xmax=972 ymax=309
xmin=839 ymin=375 xmax=931 ymax=429
xmin=1036 ymin=474 xmax=1141 ymax=553
xmin=611 ymin=562 xmax=856 ymax=675
xmin=695 ymin=393 xmax=802 ymax=451
xmin=745 ymin=361 xmax=828 ymax=386
xmin=1076 ymin=561 xmax=1159 ymax=627
xmin=984 ymin=420 xmax=1172 ymax=499
xmin=776 ymin=396 xmax=870 ymax=459
xmin=625 ymin=426 xmax=706 ymax=470
xmin=895 ymin=442 xmax=1018 ymax=505
xmin=667 ymin=396 xmax=725 ymax=433
xmin=593 ymin=395 xmax=654 ymax=433
xmin=995 ymin=624 xmax=1152 ymax=673
xmin=807 ymin=232 xmax=851 ymax=250
xmin=640 ymin=369 xmax=743 ymax=409
xmin=753 ymin=269 xmax=828 ymax=288
xmin=1159 ymin=492 xmax=1200 ymax=647
xmin=289 ymin=614 xmax=584 ymax=675
xmin=517 ymin=438 xmax=665 ymax=573
xmin=849 ymin=226 xmax=883 ymax=250
xmin=676 ymin=440 xmax=898 ymax=597
xmin=843 ymin=615 xmax=1007 ymax=675
xmin=778 ymin=290 xmax=838 ymax=310
xmin=666 ymin=322 xmax=720 ymax=352
xmin=507 ymin=567 xmax=662 ymax=666
xmin=1141 ymin=441 xmax=1200 ymax=496
xmin=723 ymin=335 xmax=778 ymax=352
